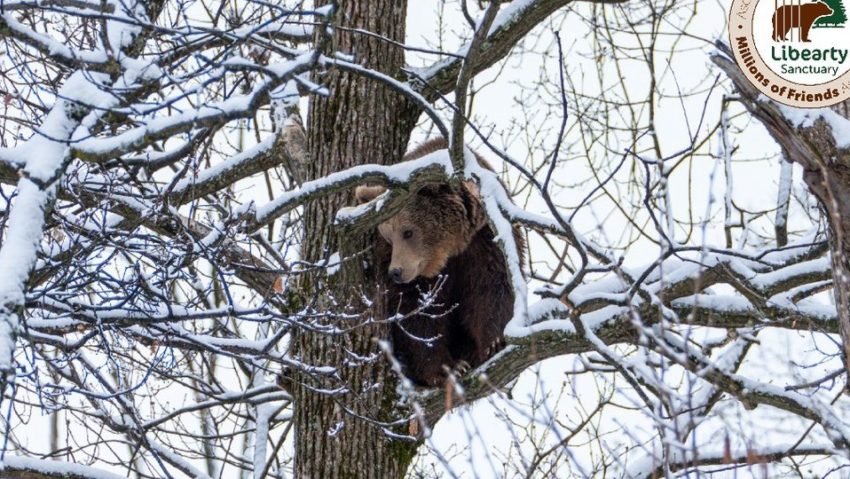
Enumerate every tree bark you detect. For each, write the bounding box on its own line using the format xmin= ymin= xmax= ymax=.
xmin=796 ymin=116 xmax=850 ymax=373
xmin=291 ymin=1 xmax=420 ymax=477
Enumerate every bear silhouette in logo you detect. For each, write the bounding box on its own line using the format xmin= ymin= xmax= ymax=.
xmin=772 ymin=1 xmax=833 ymax=42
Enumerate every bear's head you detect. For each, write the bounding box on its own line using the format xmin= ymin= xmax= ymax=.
xmin=355 ymin=182 xmax=487 ymax=284
xmin=803 ymin=2 xmax=833 ymax=19
xmin=813 ymin=1 xmax=834 ymax=17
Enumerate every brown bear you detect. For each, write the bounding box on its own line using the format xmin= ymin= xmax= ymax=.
xmin=772 ymin=1 xmax=833 ymax=42
xmin=355 ymin=138 xmax=524 ymax=387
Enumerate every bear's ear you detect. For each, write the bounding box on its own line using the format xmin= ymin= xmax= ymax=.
xmin=354 ymin=185 xmax=386 ymax=204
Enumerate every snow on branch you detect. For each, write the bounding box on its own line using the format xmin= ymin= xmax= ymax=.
xmin=247 ymin=149 xmax=455 ymax=231
xmin=71 ymin=54 xmax=318 ymax=162
xmin=777 ymin=105 xmax=850 ymax=150
xmin=0 ymin=12 xmax=110 ymax=69
xmin=1 ymin=456 xmax=126 ymax=479
xmin=0 ymin=2 xmax=335 ymax=476
xmin=630 ymin=444 xmax=836 ymax=478
xmin=423 ymin=237 xmax=837 ymax=424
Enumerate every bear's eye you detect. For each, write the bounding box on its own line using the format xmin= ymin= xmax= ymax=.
xmin=402 ymin=229 xmax=414 ymax=240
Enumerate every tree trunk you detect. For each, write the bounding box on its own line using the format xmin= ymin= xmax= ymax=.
xmin=781 ymin=102 xmax=850 ymax=373
xmin=800 ymin=153 xmax=850 ymax=372
xmin=292 ymin=1 xmax=420 ymax=477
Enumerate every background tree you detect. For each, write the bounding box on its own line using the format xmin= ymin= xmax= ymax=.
xmin=1 ymin=0 xmax=850 ymax=478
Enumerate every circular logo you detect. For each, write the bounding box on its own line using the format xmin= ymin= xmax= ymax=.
xmin=729 ymin=0 xmax=850 ymax=107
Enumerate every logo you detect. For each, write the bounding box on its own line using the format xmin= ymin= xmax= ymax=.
xmin=729 ymin=0 xmax=850 ymax=107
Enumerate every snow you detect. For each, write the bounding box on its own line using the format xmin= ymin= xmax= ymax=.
xmin=255 ymin=149 xmax=454 ymax=224
xmin=2 ymin=456 xmax=125 ymax=479
xmin=0 ymin=0 xmax=156 ymax=410
xmin=568 ymin=272 xmax=631 ymax=305
xmin=758 ymin=231 xmax=826 ymax=264
xmin=314 ymin=4 xmax=335 ymax=16
xmin=489 ymin=0 xmax=537 ymax=34
xmin=250 ymin=374 xmax=280 ymax=479
xmin=624 ymin=443 xmax=834 ymax=477
xmin=411 ymin=0 xmax=539 ymax=82
xmin=0 ymin=71 xmax=95 ymax=371
xmin=235 ymin=21 xmax=313 ymax=40
xmin=34 ymin=295 xmax=264 ymax=323
xmin=733 ymin=374 xmax=850 ymax=442
xmin=460 ymin=147 xmax=528 ymax=336
xmin=173 ymin=135 xmax=276 ymax=195
xmin=336 ymin=199 xmax=387 ymax=224
xmin=775 ymin=157 xmax=793 ymax=229
xmin=522 ymin=303 xmax=631 ymax=337
xmin=120 ymin=56 xmax=163 ymax=82
xmin=751 ymin=256 xmax=831 ymax=289
xmin=0 ymin=12 xmax=108 ymax=65
xmin=74 ymin=54 xmax=314 ymax=159
xmin=327 ymin=252 xmax=341 ymax=275
xmin=719 ymin=107 xmax=734 ymax=228
xmin=511 ymin=235 xmax=836 ymax=340
xmin=792 ymin=297 xmax=839 ymax=321
xmin=0 ymin=182 xmax=54 ymax=311
xmin=0 ymin=13 xmax=181 ymax=479
xmin=147 ymin=439 xmax=213 ymax=479
xmin=528 ymin=297 xmax=570 ymax=323
xmin=777 ymin=103 xmax=850 ymax=149
xmin=253 ymin=403 xmax=273 ymax=479
xmin=672 ymin=293 xmax=754 ymax=313
xmin=105 ymin=0 xmax=143 ymax=55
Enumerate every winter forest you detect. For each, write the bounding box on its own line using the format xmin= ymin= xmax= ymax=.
xmin=1 ymin=0 xmax=850 ymax=477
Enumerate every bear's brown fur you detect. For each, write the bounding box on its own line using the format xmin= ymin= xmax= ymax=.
xmin=772 ymin=2 xmax=833 ymax=42
xmin=356 ymin=138 xmax=524 ymax=387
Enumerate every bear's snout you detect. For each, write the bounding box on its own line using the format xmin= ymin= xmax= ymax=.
xmin=388 ymin=268 xmax=405 ymax=284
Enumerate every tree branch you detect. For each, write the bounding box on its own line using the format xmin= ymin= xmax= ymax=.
xmin=409 ymin=0 xmax=628 ymax=100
